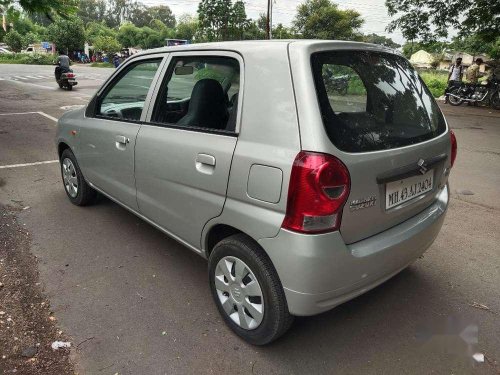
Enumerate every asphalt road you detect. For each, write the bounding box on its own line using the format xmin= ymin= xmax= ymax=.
xmin=1 ymin=64 xmax=499 ymax=375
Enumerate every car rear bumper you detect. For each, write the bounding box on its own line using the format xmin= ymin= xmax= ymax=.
xmin=258 ymin=184 xmax=449 ymax=316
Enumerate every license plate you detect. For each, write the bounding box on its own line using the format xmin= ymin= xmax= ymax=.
xmin=385 ymin=170 xmax=433 ymax=209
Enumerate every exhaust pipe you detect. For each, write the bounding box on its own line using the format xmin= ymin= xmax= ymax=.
xmin=448 ymin=93 xmax=473 ymax=102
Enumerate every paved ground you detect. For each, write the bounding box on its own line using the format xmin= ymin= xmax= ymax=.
xmin=0 ymin=64 xmax=499 ymax=374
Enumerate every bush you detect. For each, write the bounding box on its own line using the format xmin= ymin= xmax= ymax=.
xmin=419 ymin=71 xmax=448 ymax=98
xmin=0 ymin=53 xmax=55 ymax=65
xmin=90 ymin=62 xmax=114 ymax=68
xmin=4 ymin=30 xmax=26 ymax=52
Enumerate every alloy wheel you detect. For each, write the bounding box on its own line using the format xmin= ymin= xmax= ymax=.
xmin=62 ymin=158 xmax=78 ymax=198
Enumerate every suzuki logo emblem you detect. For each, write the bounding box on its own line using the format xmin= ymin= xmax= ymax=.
xmin=417 ymin=159 xmax=427 ymax=174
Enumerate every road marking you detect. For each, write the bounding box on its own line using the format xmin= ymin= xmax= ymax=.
xmin=13 ymin=76 xmax=28 ymax=80
xmin=7 ymin=79 xmax=56 ymax=90
xmin=0 ymin=160 xmax=58 ymax=170
xmin=37 ymin=111 xmax=58 ymax=122
xmin=0 ymin=111 xmax=58 ymax=122
xmin=60 ymin=104 xmax=85 ymax=110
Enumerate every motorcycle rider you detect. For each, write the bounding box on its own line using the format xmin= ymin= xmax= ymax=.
xmin=445 ymin=57 xmax=464 ymax=104
xmin=55 ymin=50 xmax=71 ymax=81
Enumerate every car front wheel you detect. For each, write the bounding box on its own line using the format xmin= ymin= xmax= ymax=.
xmin=208 ymin=234 xmax=293 ymax=345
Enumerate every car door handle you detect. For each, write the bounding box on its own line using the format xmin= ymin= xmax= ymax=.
xmin=115 ymin=135 xmax=129 ymax=145
xmin=196 ymin=153 xmax=216 ymax=166
xmin=195 ymin=153 xmax=216 ymax=175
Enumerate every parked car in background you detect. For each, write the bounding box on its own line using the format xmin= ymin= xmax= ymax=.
xmin=56 ymin=40 xmax=456 ymax=345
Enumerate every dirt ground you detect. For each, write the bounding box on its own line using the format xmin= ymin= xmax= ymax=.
xmin=0 ymin=204 xmax=74 ymax=375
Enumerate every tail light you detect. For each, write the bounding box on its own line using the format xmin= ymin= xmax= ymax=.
xmin=450 ymin=130 xmax=457 ymax=168
xmin=66 ymin=73 xmax=75 ymax=78
xmin=282 ymin=151 xmax=350 ymax=234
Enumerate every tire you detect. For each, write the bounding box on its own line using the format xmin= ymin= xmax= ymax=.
xmin=448 ymin=88 xmax=463 ymax=106
xmin=60 ymin=149 xmax=97 ymax=206
xmin=208 ymin=234 xmax=293 ymax=345
xmin=67 ymin=84 xmax=73 ymax=91
xmin=491 ymin=91 xmax=500 ymax=110
xmin=58 ymin=81 xmax=64 ymax=89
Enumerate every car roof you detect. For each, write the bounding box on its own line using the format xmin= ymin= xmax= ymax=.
xmin=138 ymin=39 xmax=398 ymax=57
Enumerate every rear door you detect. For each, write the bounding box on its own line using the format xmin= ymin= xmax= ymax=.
xmin=290 ymin=44 xmax=451 ymax=244
xmin=78 ymin=55 xmax=165 ymax=210
xmin=135 ymin=51 xmax=242 ymax=249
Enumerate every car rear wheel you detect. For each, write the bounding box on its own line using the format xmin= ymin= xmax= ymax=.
xmin=60 ymin=149 xmax=97 ymax=206
xmin=208 ymin=234 xmax=293 ymax=345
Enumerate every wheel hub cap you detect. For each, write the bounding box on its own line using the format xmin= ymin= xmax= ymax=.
xmin=62 ymin=158 xmax=78 ymax=198
xmin=214 ymin=256 xmax=264 ymax=330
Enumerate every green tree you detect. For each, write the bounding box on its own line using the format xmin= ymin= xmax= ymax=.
xmin=23 ymin=31 xmax=41 ymax=45
xmin=77 ymin=0 xmax=107 ymax=25
xmin=386 ymin=0 xmax=499 ymax=44
xmin=175 ymin=14 xmax=198 ymax=41
xmin=4 ymin=30 xmax=26 ymax=52
xmin=450 ymin=34 xmax=500 ymax=58
xmin=148 ymin=5 xmax=176 ymax=28
xmin=47 ymin=16 xmax=85 ymax=52
xmin=0 ymin=0 xmax=77 ymax=20
xmin=197 ymin=0 xmax=233 ymax=41
xmin=138 ymin=26 xmax=163 ymax=49
xmin=86 ymin=21 xmax=116 ymax=45
xmin=273 ymin=23 xmax=294 ymax=39
xmin=293 ymin=0 xmax=363 ymax=40
xmin=229 ymin=1 xmax=249 ymax=40
xmin=93 ymin=35 xmax=121 ymax=55
xmin=362 ymin=33 xmax=400 ymax=48
xmin=242 ymin=20 xmax=264 ymax=40
xmin=104 ymin=0 xmax=138 ymax=28
xmin=117 ymin=22 xmax=141 ymax=48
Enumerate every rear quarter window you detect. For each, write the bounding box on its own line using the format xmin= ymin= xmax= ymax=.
xmin=311 ymin=51 xmax=446 ymax=153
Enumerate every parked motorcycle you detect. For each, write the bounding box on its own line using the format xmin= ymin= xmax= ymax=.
xmin=324 ymin=73 xmax=350 ymax=95
xmin=55 ymin=67 xmax=78 ymax=91
xmin=448 ymin=77 xmax=500 ymax=110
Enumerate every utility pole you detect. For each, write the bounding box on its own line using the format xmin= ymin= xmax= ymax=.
xmin=267 ymin=0 xmax=273 ymax=40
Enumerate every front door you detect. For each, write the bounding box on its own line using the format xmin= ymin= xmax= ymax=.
xmin=135 ymin=52 xmax=242 ymax=248
xmin=78 ymin=57 xmax=164 ymax=209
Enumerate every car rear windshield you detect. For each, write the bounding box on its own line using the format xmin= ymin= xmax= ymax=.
xmin=311 ymin=50 xmax=446 ymax=153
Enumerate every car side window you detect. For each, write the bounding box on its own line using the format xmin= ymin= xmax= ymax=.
xmin=97 ymin=59 xmax=162 ymax=121
xmin=151 ymin=56 xmax=240 ymax=132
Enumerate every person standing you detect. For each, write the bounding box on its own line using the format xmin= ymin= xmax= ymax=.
xmin=466 ymin=58 xmax=484 ymax=84
xmin=445 ymin=57 xmax=463 ymax=104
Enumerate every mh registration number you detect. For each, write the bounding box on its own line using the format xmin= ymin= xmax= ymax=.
xmin=385 ymin=170 xmax=433 ymax=210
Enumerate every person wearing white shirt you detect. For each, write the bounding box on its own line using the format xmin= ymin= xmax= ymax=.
xmin=445 ymin=57 xmax=464 ymax=103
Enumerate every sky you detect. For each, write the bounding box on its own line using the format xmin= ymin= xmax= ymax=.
xmin=140 ymin=0 xmax=407 ymax=44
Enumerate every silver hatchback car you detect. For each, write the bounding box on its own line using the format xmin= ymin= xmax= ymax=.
xmin=56 ymin=40 xmax=456 ymax=345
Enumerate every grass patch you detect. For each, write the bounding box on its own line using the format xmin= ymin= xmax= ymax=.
xmin=90 ymin=62 xmax=114 ymax=68
xmin=0 ymin=53 xmax=55 ymax=65
xmin=419 ymin=70 xmax=448 ymax=98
